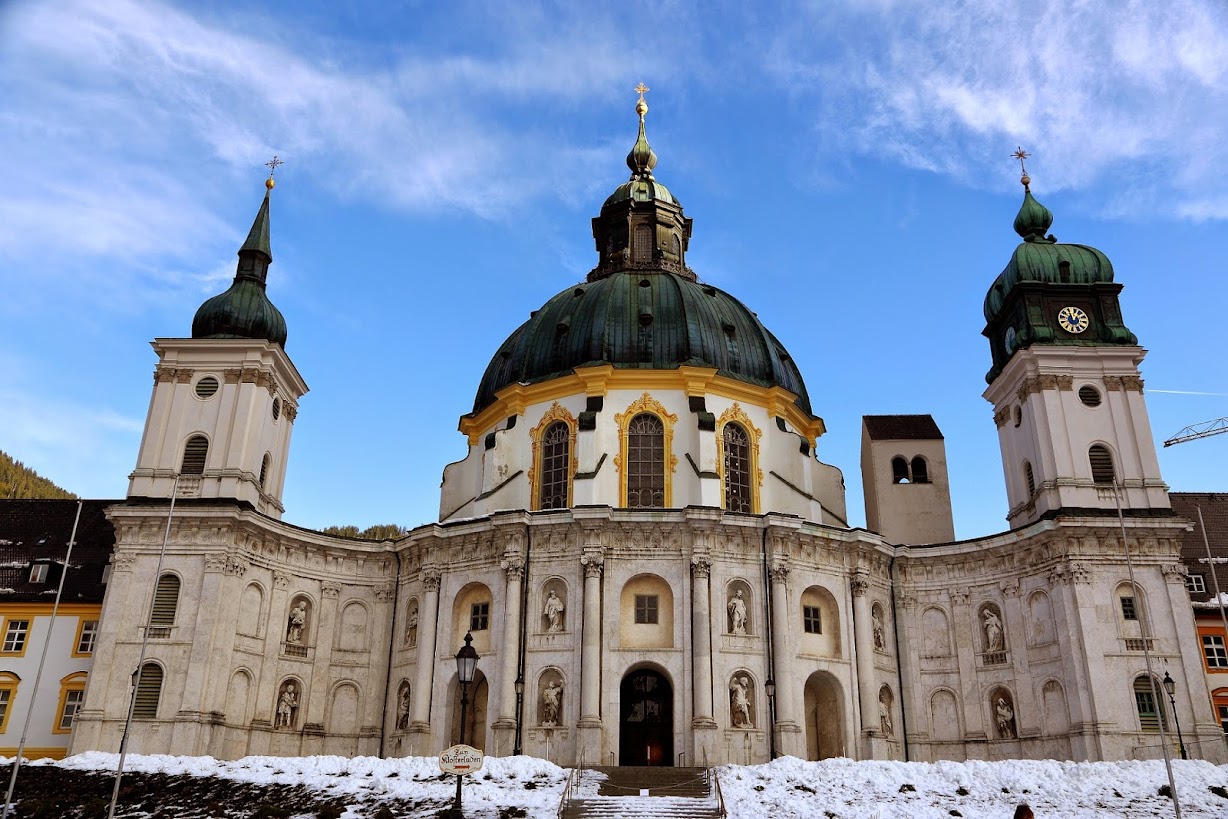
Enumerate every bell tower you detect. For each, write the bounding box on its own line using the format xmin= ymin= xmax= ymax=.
xmin=981 ymin=152 xmax=1168 ymax=528
xmin=127 ymin=162 xmax=308 ymax=518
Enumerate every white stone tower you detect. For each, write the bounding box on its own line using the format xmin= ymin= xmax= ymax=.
xmin=860 ymin=414 xmax=956 ymax=544
xmin=127 ymin=171 xmax=307 ymax=518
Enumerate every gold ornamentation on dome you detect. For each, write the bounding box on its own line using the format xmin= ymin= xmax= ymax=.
xmin=635 ymin=82 xmax=649 ymax=116
xmin=715 ymin=403 xmax=763 ymax=514
xmin=614 ymin=391 xmax=678 ymax=507
xmin=528 ymin=402 xmax=580 ymax=509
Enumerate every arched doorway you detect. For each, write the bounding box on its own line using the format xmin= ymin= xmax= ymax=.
xmin=804 ymin=671 xmax=843 ymax=760
xmin=449 ymin=670 xmax=489 ymax=752
xmin=620 ymin=667 xmax=673 ymax=766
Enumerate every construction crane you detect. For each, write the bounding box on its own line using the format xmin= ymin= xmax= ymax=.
xmin=1164 ymin=417 xmax=1228 ymax=447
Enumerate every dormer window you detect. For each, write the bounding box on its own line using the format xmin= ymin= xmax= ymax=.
xmin=29 ymin=564 xmax=48 ymax=584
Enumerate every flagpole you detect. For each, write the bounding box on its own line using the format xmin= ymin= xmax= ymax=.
xmin=1 ymin=500 xmax=83 ymax=818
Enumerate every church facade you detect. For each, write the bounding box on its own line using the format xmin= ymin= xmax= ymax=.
xmin=69 ymin=95 xmax=1226 ymax=766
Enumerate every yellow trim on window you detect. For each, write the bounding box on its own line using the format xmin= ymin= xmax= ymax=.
xmin=0 ymin=747 xmax=65 ymax=760
xmin=0 ymin=617 xmax=32 ymax=657
xmin=614 ymin=392 xmax=678 ymax=508
xmin=52 ymin=672 xmax=88 ymax=735
xmin=715 ymin=402 xmax=763 ymax=514
xmin=0 ymin=672 xmax=20 ymax=734
xmin=71 ymin=617 xmax=99 ymax=658
xmin=528 ymin=402 xmax=579 ymax=511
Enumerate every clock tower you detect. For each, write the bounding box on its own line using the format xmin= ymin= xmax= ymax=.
xmin=981 ymin=160 xmax=1170 ymax=528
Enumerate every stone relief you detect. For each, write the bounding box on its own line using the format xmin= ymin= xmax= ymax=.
xmin=993 ymin=691 xmax=1017 ymax=739
xmin=396 ymin=681 xmax=411 ymax=731
xmin=405 ymin=600 xmax=419 ymax=647
xmin=727 ymin=588 xmax=748 ymax=635
xmin=729 ymin=674 xmax=754 ymax=728
xmin=543 ymin=588 xmax=566 ymax=633
xmin=286 ymin=599 xmax=309 ymax=644
xmin=276 ymin=680 xmax=300 ymax=729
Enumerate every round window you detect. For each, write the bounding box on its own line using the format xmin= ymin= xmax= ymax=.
xmin=1078 ymin=386 xmax=1102 ymax=407
xmin=194 ymin=376 xmax=219 ymax=399
xmin=272 ymin=397 xmax=282 ymax=421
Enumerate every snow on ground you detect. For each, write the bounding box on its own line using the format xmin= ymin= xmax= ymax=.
xmin=16 ymin=752 xmax=1228 ymax=818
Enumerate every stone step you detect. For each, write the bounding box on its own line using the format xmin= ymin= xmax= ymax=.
xmin=562 ymin=796 xmax=721 ymax=819
xmin=590 ymin=766 xmax=710 ymax=798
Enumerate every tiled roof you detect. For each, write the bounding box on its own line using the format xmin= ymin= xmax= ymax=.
xmin=862 ymin=415 xmax=944 ymax=441
xmin=1170 ymin=492 xmax=1228 ymax=605
xmin=0 ymin=499 xmax=118 ymax=604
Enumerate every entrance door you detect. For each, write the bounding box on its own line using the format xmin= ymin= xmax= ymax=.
xmin=620 ymin=668 xmax=673 ymax=766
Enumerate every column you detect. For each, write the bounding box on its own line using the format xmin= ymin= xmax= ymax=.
xmin=691 ymin=556 xmax=716 ymax=725
xmin=769 ymin=562 xmax=802 ymax=755
xmin=579 ymin=553 xmax=604 ymax=726
xmin=172 ymin=553 xmax=228 ymax=753
xmin=301 ymin=580 xmax=341 ymax=755
xmin=410 ymin=570 xmax=442 ymax=754
xmin=851 ymin=570 xmax=879 ymax=757
xmin=493 ymin=558 xmax=524 ymax=754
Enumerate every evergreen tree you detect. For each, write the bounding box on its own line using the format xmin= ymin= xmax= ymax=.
xmin=0 ymin=450 xmax=76 ymax=500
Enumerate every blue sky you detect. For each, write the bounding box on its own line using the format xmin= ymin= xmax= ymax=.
xmin=2 ymin=0 xmax=1226 ymax=540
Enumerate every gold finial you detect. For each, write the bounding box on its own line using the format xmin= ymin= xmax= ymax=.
xmin=1012 ymin=147 xmax=1031 ymax=191
xmin=635 ymin=82 xmax=649 ymax=117
xmin=264 ymin=155 xmax=283 ymax=190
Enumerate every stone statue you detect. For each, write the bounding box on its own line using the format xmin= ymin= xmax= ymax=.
xmin=543 ymin=590 xmax=565 ymax=633
xmin=879 ymin=696 xmax=892 ymax=736
xmin=276 ymin=682 xmax=298 ymax=729
xmin=983 ymin=609 xmax=1004 ymax=652
xmin=872 ymin=607 xmax=886 ymax=651
xmin=730 ymin=675 xmax=753 ymax=728
xmin=541 ymin=680 xmax=562 ymax=727
xmin=286 ymin=601 xmax=307 ymax=644
xmin=396 ymin=685 xmax=410 ymax=730
xmin=405 ymin=605 xmax=418 ymax=648
xmin=727 ymin=590 xmax=747 ymax=635
xmin=995 ymin=696 xmax=1016 ymax=739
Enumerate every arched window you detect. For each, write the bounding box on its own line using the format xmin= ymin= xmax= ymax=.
xmin=181 ymin=435 xmax=208 ymax=475
xmin=723 ymin=422 xmax=752 ymax=513
xmin=1089 ymin=445 xmax=1115 ymax=485
xmin=150 ymin=574 xmax=180 ymax=632
xmin=891 ymin=457 xmax=909 ymax=484
xmin=539 ymin=421 xmax=570 ymax=510
xmin=1024 ymin=461 xmax=1035 ymax=497
xmin=1133 ymin=675 xmax=1168 ymax=731
xmin=133 ymin=663 xmax=164 ymax=720
xmin=259 ymin=453 xmax=271 ymax=489
xmin=633 ymin=224 xmax=653 ymax=263
xmin=910 ymin=456 xmax=929 ymax=484
xmin=626 ymin=413 xmax=665 ymax=508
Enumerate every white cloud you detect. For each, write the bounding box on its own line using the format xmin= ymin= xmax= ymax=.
xmin=765 ymin=0 xmax=1228 ymax=219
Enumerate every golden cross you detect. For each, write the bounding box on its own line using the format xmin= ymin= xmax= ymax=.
xmin=265 ymin=155 xmax=284 ymax=176
xmin=635 ymin=82 xmax=649 ymax=101
xmin=1011 ymin=147 xmax=1029 ymax=176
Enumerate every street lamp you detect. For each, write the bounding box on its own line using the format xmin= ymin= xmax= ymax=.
xmin=513 ymin=675 xmax=525 ymax=755
xmin=764 ymin=678 xmax=777 ymax=760
xmin=1162 ymin=672 xmax=1189 ymax=760
xmin=451 ymin=632 xmax=479 ymax=817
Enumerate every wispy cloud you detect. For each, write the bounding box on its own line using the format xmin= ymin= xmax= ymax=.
xmin=764 ymin=0 xmax=1228 ymax=219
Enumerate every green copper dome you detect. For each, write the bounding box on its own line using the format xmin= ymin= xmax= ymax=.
xmin=192 ymin=186 xmax=289 ymax=347
xmin=472 ymin=270 xmax=813 ymax=416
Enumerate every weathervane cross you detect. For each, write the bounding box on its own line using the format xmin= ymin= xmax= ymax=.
xmin=1011 ymin=147 xmax=1029 ymax=176
xmin=265 ymin=155 xmax=284 ymax=176
xmin=635 ymin=82 xmax=649 ymax=100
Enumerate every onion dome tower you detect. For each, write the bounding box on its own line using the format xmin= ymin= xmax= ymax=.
xmin=981 ymin=151 xmax=1167 ymax=528
xmin=128 ymin=161 xmax=308 ymax=518
xmin=445 ymin=89 xmax=845 ymax=525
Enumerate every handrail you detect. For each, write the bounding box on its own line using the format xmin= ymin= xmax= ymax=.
xmin=703 ymin=748 xmax=727 ymax=818
xmin=555 ymin=748 xmax=585 ymax=819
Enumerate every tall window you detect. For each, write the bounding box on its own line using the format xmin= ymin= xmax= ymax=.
xmin=0 ymin=674 xmax=17 ymax=732
xmin=1204 ymin=634 xmax=1228 ymax=669
xmin=2 ymin=620 xmax=29 ymax=654
xmin=149 ymin=574 xmax=180 ymax=637
xmin=1133 ymin=675 xmax=1167 ymax=731
xmin=910 ymin=456 xmax=929 ymax=483
xmin=633 ymin=224 xmax=653 ymax=263
xmin=1089 ymin=445 xmax=1115 ymax=485
xmin=259 ymin=453 xmax=271 ymax=489
xmin=55 ymin=674 xmax=88 ymax=734
xmin=181 ymin=435 xmax=209 ymax=475
xmin=133 ymin=663 xmax=164 ymax=720
xmin=1024 ymin=461 xmax=1035 ymax=497
xmin=891 ymin=457 xmax=909 ymax=484
xmin=723 ymin=422 xmax=752 ymax=513
xmin=626 ymin=413 xmax=666 ymax=508
xmin=539 ymin=421 xmax=571 ymax=510
xmin=76 ymin=620 xmax=99 ymax=655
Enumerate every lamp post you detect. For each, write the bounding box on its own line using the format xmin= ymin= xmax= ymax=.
xmin=513 ymin=675 xmax=525 ymax=755
xmin=452 ymin=632 xmax=479 ymax=817
xmin=1162 ymin=672 xmax=1189 ymax=760
xmin=764 ymin=677 xmax=777 ymax=760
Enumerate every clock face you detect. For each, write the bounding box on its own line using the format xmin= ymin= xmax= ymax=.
xmin=1004 ymin=326 xmax=1017 ymax=353
xmin=1057 ymin=306 xmax=1090 ymax=334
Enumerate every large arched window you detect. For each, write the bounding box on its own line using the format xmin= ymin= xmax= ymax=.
xmin=723 ymin=422 xmax=752 ymax=513
xmin=1089 ymin=445 xmax=1115 ymax=485
xmin=133 ymin=662 xmax=164 ymax=720
xmin=539 ymin=421 xmax=570 ymax=510
xmin=181 ymin=435 xmax=208 ymax=475
xmin=627 ymin=413 xmax=665 ymax=508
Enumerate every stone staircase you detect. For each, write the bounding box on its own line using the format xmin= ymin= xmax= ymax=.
xmin=559 ymin=767 xmax=723 ymax=819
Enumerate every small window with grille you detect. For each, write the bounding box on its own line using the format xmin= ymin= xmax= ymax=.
xmin=77 ymin=620 xmax=99 ymax=654
xmin=633 ymin=224 xmax=653 ymax=263
xmin=803 ymin=605 xmax=822 ymax=634
xmin=1204 ymin=634 xmax=1228 ymax=669
xmin=1187 ymin=574 xmax=1207 ymax=594
xmin=1120 ymin=596 xmax=1138 ymax=621
xmin=1089 ymin=445 xmax=1115 ymax=485
xmin=470 ymin=602 xmax=490 ymax=632
xmin=2 ymin=621 xmax=29 ymax=653
xmin=634 ymin=594 xmax=659 ymax=624
xmin=59 ymin=689 xmax=84 ymax=731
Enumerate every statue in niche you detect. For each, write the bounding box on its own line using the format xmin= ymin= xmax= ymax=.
xmin=879 ymin=692 xmax=893 ymax=736
xmin=276 ymin=682 xmax=299 ymax=729
xmin=286 ymin=601 xmax=307 ymax=644
xmin=727 ymin=589 xmax=748 ymax=635
xmin=405 ymin=604 xmax=418 ymax=647
xmin=541 ymin=680 xmax=562 ymax=727
xmin=983 ymin=609 xmax=1004 ymax=652
xmin=994 ymin=695 xmax=1016 ymax=739
xmin=872 ymin=607 xmax=886 ymax=651
xmin=543 ymin=589 xmax=565 ymax=633
xmin=396 ymin=685 xmax=410 ymax=730
xmin=730 ymin=675 xmax=753 ymax=728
